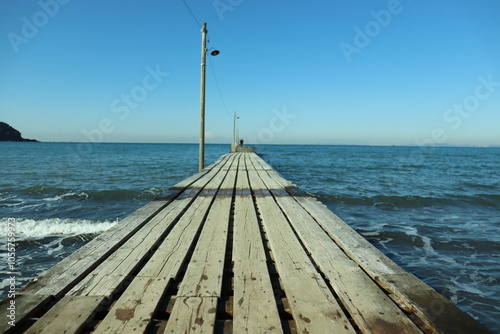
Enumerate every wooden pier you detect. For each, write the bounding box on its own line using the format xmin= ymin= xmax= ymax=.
xmin=1 ymin=152 xmax=489 ymax=333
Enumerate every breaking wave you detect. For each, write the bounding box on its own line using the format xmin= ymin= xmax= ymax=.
xmin=0 ymin=217 xmax=117 ymax=239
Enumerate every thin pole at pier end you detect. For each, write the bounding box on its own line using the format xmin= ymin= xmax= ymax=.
xmin=233 ymin=111 xmax=239 ymax=145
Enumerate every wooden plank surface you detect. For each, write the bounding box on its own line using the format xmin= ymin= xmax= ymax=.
xmin=232 ymin=154 xmax=283 ymax=333
xmin=91 ymin=154 xmax=238 ymax=333
xmin=163 ymin=297 xmax=218 ymax=333
xmin=22 ymin=154 xmax=231 ymax=298
xmin=248 ymin=154 xmax=422 ymax=334
xmin=24 ymin=155 xmax=236 ymax=334
xmin=3 ymin=152 xmax=491 ymax=334
xmin=247 ymin=165 xmax=356 ymax=334
xmin=163 ymin=154 xmax=238 ymax=333
xmin=0 ymin=294 xmax=53 ymax=334
xmin=24 ymin=296 xmax=106 ymax=334
xmin=175 ymin=162 xmax=236 ymax=297
xmin=251 ymin=153 xmax=490 ymax=334
xmin=92 ymin=277 xmax=169 ymax=334
xmin=70 ymin=154 xmax=235 ymax=297
xmin=90 ymin=191 xmax=216 ymax=330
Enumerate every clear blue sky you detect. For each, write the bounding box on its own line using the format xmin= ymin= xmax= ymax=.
xmin=1 ymin=0 xmax=499 ymax=146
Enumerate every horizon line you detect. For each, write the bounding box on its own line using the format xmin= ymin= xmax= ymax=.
xmin=3 ymin=141 xmax=499 ymax=148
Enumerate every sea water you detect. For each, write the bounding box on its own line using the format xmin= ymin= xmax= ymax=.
xmin=0 ymin=142 xmax=498 ymax=332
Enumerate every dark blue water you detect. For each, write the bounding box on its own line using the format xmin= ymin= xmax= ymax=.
xmin=1 ymin=143 xmax=499 ymax=332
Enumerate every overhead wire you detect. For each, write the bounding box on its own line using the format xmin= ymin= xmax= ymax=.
xmin=208 ymin=56 xmax=231 ymax=115
xmin=181 ymin=0 xmax=202 ymax=28
xmin=180 ymin=0 xmax=232 ymax=116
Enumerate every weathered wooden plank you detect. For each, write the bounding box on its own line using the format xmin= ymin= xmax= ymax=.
xmin=68 ymin=198 xmax=192 ymax=297
xmin=6 ymin=152 xmax=491 ymax=334
xmin=18 ymin=154 xmax=232 ymax=299
xmin=162 ymin=156 xmax=238 ymax=332
xmin=164 ymin=297 xmax=218 ymax=333
xmin=23 ymin=155 xmax=235 ymax=334
xmin=21 ymin=202 xmax=166 ymax=296
xmin=247 ymin=166 xmax=356 ymax=334
xmin=69 ymin=154 xmax=236 ymax=298
xmin=175 ymin=167 xmax=236 ymax=297
xmin=250 ymin=156 xmax=422 ymax=334
xmin=92 ymin=155 xmax=238 ymax=333
xmin=251 ymin=153 xmax=491 ymax=334
xmin=93 ymin=194 xmax=215 ymax=332
xmin=250 ymin=154 xmax=410 ymax=277
xmin=232 ymin=154 xmax=283 ymax=333
xmin=137 ymin=155 xmax=236 ymax=280
xmin=24 ymin=296 xmax=106 ymax=334
xmin=377 ymin=272 xmax=492 ymax=334
xmin=2 ymin=200 xmax=175 ymax=333
xmin=92 ymin=277 xmax=169 ymax=333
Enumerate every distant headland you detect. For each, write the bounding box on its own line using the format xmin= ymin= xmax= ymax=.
xmin=0 ymin=122 xmax=38 ymax=142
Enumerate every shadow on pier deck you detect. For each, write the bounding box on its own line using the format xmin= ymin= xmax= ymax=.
xmin=1 ymin=153 xmax=490 ymax=333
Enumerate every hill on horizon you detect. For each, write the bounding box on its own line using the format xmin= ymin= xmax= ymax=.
xmin=0 ymin=122 xmax=38 ymax=142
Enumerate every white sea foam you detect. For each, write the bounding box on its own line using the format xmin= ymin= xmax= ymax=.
xmin=45 ymin=239 xmax=64 ymax=255
xmin=41 ymin=191 xmax=89 ymax=202
xmin=0 ymin=217 xmax=117 ymax=239
xmin=450 ymin=277 xmax=488 ymax=296
xmin=403 ymin=225 xmax=459 ymax=265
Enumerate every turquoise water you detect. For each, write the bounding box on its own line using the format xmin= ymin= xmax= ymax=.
xmin=1 ymin=142 xmax=499 ymax=332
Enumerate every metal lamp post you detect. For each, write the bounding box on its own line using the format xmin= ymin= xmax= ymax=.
xmin=233 ymin=111 xmax=239 ymax=145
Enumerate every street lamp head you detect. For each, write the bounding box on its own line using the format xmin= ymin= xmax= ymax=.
xmin=210 ymin=50 xmax=220 ymax=56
